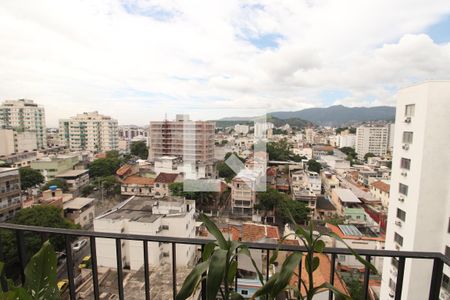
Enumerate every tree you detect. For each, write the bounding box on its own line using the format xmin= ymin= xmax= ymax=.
xmin=364 ymin=152 xmax=376 ymax=162
xmin=81 ymin=184 xmax=94 ymax=197
xmin=0 ymin=206 xmax=78 ymax=279
xmin=340 ymin=147 xmax=357 ymax=165
xmin=217 ymin=152 xmax=245 ymax=182
xmin=19 ymin=168 xmax=44 ymax=190
xmin=169 ymin=182 xmax=217 ymax=207
xmin=255 ymin=188 xmax=309 ymax=225
xmin=41 ymin=178 xmax=69 ymax=192
xmin=267 ymin=140 xmax=291 ymax=161
xmin=343 ymin=272 xmax=363 ymax=300
xmin=307 ymin=159 xmax=322 ymax=173
xmin=130 ymin=141 xmax=148 ymax=159
xmin=89 ymin=157 xmax=121 ymax=178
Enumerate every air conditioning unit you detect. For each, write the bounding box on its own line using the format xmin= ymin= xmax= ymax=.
xmin=398 ymin=196 xmax=405 ymax=202
xmin=395 ymin=221 xmax=402 ymax=227
xmin=404 ymin=117 xmax=411 ymax=123
xmin=401 ymin=171 xmax=407 ymax=177
xmin=402 ymin=144 xmax=409 ymax=150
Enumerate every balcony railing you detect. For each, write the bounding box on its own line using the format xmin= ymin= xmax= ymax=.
xmin=0 ymin=223 xmax=449 ymax=300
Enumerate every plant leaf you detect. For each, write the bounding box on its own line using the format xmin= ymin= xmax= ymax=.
xmin=176 ymin=261 xmax=210 ymax=300
xmin=206 ymin=249 xmax=228 ymax=300
xmin=227 ymin=260 xmax=238 ymax=285
xmin=24 ymin=240 xmax=59 ymax=300
xmin=230 ymin=291 xmax=245 ymax=300
xmin=237 ymin=246 xmax=264 ymax=284
xmin=328 ymin=232 xmax=378 ymax=274
xmin=5 ymin=287 xmax=33 ymax=300
xmin=315 ymin=282 xmax=352 ymax=300
xmin=200 ymin=214 xmax=228 ymax=249
xmin=271 ymin=252 xmax=302 ymax=298
xmin=202 ymin=242 xmax=216 ymax=261
xmin=305 ymin=255 xmax=320 ymax=273
xmin=252 ymin=273 xmax=279 ymax=299
xmin=313 ymin=240 xmax=325 ymax=253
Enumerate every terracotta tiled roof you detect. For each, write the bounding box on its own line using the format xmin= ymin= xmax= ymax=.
xmin=95 ymin=153 xmax=107 ymax=159
xmin=371 ymin=180 xmax=390 ymax=194
xmin=222 ymin=226 xmax=241 ymax=241
xmin=289 ymin=253 xmax=349 ymax=297
xmin=116 ymin=164 xmax=132 ymax=176
xmin=155 ymin=172 xmax=179 ymax=183
xmin=241 ymin=223 xmax=280 ymax=242
xmin=123 ymin=176 xmax=154 ymax=185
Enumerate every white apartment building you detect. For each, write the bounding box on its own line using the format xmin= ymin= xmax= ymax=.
xmin=94 ymin=196 xmax=196 ymax=271
xmin=0 ymin=99 xmax=46 ymax=149
xmin=231 ymin=169 xmax=259 ymax=214
xmin=234 ymin=124 xmax=249 ymax=135
xmin=355 ymin=125 xmax=390 ymax=160
xmin=0 ymin=129 xmax=37 ymax=155
xmin=0 ymin=167 xmax=21 ymax=222
xmin=336 ymin=134 xmax=356 ymax=148
xmin=59 ymin=111 xmax=119 ymax=153
xmin=380 ymin=81 xmax=450 ymax=300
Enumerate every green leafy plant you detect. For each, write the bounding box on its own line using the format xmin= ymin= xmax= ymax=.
xmin=253 ymin=219 xmax=377 ymax=300
xmin=0 ymin=240 xmax=60 ymax=300
xmin=176 ymin=214 xmax=263 ymax=300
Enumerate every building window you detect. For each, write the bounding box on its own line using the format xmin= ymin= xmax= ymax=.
xmin=241 ymin=290 xmax=248 ymax=295
xmin=394 ymin=233 xmax=403 ymax=246
xmin=402 ymin=132 xmax=413 ymax=144
xmin=391 ymin=257 xmax=399 ymax=269
xmin=405 ymin=104 xmax=415 ymax=117
xmin=399 ymin=183 xmax=408 ymax=196
xmin=389 ymin=278 xmax=396 ymax=290
xmin=396 ymin=208 xmax=406 ymax=221
xmin=400 ymin=158 xmax=411 ymax=170
xmin=445 ymin=246 xmax=450 ymax=259
xmin=443 ymin=275 xmax=450 ymax=292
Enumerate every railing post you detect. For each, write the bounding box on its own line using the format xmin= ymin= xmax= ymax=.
xmin=362 ymin=255 xmax=371 ymax=300
xmin=201 ymin=245 xmax=206 ymax=300
xmin=143 ymin=241 xmax=151 ymax=300
xmin=90 ymin=236 xmax=100 ymax=300
xmin=428 ymin=257 xmax=444 ymax=300
xmin=15 ymin=230 xmax=26 ymax=285
xmin=65 ymin=235 xmax=76 ymax=300
xmin=394 ymin=257 xmax=405 ymax=300
xmin=172 ymin=243 xmax=177 ymax=300
xmin=328 ymin=253 xmax=336 ymax=300
xmin=116 ymin=238 xmax=125 ymax=300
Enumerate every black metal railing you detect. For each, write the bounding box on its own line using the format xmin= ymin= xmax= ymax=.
xmin=0 ymin=223 xmax=449 ymax=300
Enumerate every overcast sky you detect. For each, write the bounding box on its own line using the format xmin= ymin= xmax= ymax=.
xmin=1 ymin=0 xmax=450 ymax=126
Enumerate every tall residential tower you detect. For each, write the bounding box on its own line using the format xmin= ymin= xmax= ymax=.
xmin=0 ymin=99 xmax=46 ymax=149
xmin=380 ymin=81 xmax=450 ymax=300
xmin=59 ymin=111 xmax=118 ymax=153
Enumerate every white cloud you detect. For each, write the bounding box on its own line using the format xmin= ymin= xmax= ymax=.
xmin=0 ymin=0 xmax=450 ymax=126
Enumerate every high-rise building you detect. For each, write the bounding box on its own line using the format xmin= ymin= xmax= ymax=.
xmin=0 ymin=129 xmax=37 ymax=155
xmin=59 ymin=111 xmax=118 ymax=153
xmin=380 ymin=81 xmax=450 ymax=300
xmin=0 ymin=167 xmax=21 ymax=222
xmin=355 ymin=125 xmax=390 ymax=160
xmin=149 ymin=115 xmax=215 ymax=163
xmin=0 ymin=99 xmax=46 ymax=149
xmin=149 ymin=115 xmax=215 ymax=178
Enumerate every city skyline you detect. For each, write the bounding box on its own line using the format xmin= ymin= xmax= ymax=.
xmin=1 ymin=1 xmax=450 ymax=126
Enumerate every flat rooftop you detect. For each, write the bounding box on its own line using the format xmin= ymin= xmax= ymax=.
xmin=56 ymin=169 xmax=89 ymax=177
xmin=63 ymin=197 xmax=94 ymax=210
xmin=334 ymin=188 xmax=361 ymax=203
xmin=96 ymin=196 xmax=185 ymax=223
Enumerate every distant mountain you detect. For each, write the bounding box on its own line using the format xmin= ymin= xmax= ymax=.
xmin=214 ymin=115 xmax=313 ymax=129
xmin=270 ymin=105 xmax=395 ymax=126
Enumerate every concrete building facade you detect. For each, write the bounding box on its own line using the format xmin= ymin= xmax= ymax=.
xmin=59 ymin=111 xmax=118 ymax=153
xmin=355 ymin=125 xmax=390 ymax=160
xmin=0 ymin=168 xmax=21 ymax=222
xmin=0 ymin=99 xmax=46 ymax=149
xmin=380 ymin=81 xmax=450 ymax=300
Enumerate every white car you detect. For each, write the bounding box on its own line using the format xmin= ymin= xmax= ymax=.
xmin=72 ymin=239 xmax=87 ymax=252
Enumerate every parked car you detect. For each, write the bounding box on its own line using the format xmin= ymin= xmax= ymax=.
xmin=56 ymin=252 xmax=66 ymax=266
xmin=57 ymin=279 xmax=69 ymax=292
xmin=72 ymin=239 xmax=87 ymax=252
xmin=79 ymin=256 xmax=91 ymax=269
